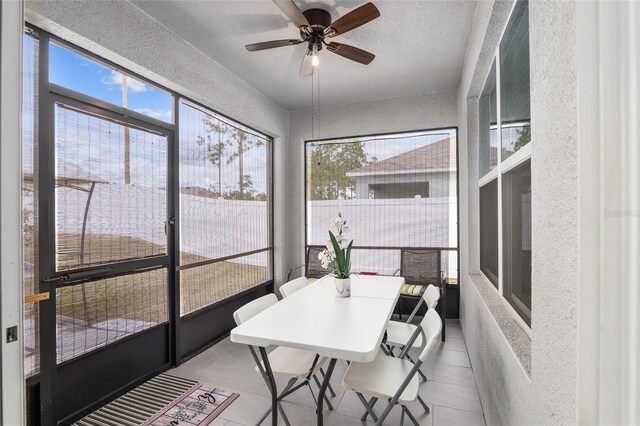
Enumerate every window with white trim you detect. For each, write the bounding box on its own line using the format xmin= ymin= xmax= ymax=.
xmin=479 ymin=0 xmax=532 ymax=326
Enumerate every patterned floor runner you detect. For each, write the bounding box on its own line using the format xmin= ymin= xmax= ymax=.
xmin=74 ymin=374 xmax=239 ymax=426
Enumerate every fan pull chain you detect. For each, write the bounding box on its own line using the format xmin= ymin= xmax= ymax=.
xmin=317 ymin=68 xmax=320 ymax=140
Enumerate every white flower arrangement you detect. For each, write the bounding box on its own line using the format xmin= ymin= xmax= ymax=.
xmin=318 ymin=212 xmax=353 ymax=278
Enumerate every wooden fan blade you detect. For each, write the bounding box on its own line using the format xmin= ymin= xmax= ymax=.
xmin=325 ymin=2 xmax=380 ymax=37
xmin=326 ymin=42 xmax=375 ymax=65
xmin=245 ymin=39 xmax=302 ymax=52
xmin=300 ymin=50 xmax=314 ymax=77
xmin=273 ymin=0 xmax=310 ymax=29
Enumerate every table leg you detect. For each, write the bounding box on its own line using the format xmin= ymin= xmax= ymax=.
xmin=316 ymin=358 xmax=337 ymax=426
xmin=259 ymin=347 xmax=278 ymax=426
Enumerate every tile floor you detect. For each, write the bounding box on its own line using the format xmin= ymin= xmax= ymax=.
xmin=168 ymin=319 xmax=485 ymax=426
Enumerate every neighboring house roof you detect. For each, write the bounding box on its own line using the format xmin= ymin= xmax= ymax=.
xmin=346 ymin=138 xmax=456 ymax=177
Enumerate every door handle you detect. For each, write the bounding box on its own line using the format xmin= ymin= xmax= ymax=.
xmin=24 ymin=292 xmax=50 ymax=304
xmin=165 ymin=217 xmax=175 ymax=236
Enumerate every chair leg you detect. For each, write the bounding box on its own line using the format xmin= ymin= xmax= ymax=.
xmin=374 ymin=399 xmax=395 ymax=426
xmin=319 ymin=368 xmax=336 ymax=397
xmin=406 ymin=297 xmax=424 ymax=324
xmin=356 ymin=392 xmax=379 ymax=423
xmin=360 ymin=396 xmax=378 ymax=421
xmin=404 ymin=353 xmax=428 ymax=381
xmin=400 ymin=406 xmax=406 ymax=426
xmin=278 ymin=403 xmax=291 ymax=426
xmin=404 ymin=406 xmax=420 ymax=426
xmin=417 ymin=394 xmax=430 ymax=413
xmin=256 ymin=402 xmax=290 ymax=426
xmin=418 ymin=368 xmax=428 ymax=381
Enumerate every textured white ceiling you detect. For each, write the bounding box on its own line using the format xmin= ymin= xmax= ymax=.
xmin=131 ymin=0 xmax=478 ymax=111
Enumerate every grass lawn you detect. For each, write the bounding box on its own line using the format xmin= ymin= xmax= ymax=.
xmin=44 ymin=234 xmax=269 ymax=324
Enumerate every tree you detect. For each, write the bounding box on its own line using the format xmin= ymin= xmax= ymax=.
xmin=226 ymin=129 xmax=264 ymax=200
xmin=514 ymin=124 xmax=531 ymax=152
xmin=307 ymin=141 xmax=375 ymax=200
xmin=197 ymin=118 xmax=229 ymax=196
xmin=23 ymin=205 xmax=34 ymax=248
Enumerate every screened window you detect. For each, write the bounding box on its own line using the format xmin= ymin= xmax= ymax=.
xmin=56 ymin=268 xmax=168 ymax=363
xmin=22 ymin=32 xmax=40 ymax=378
xmin=51 ymin=104 xmax=170 ymax=361
xmin=480 ymin=179 xmax=499 ymax=288
xmin=502 ymin=160 xmax=532 ymax=325
xmin=305 ymin=129 xmax=458 ymax=280
xmin=479 ymin=61 xmax=498 ymax=176
xmin=54 ymin=105 xmax=168 ymax=271
xmin=178 ymin=101 xmax=272 ymax=315
xmin=478 ymin=0 xmax=532 ymax=327
xmin=49 ymin=41 xmax=173 ymax=123
xmin=500 ymin=0 xmax=531 ymax=160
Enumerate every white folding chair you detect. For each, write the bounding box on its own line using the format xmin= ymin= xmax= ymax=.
xmin=382 ymin=284 xmax=440 ymax=381
xmin=233 ymin=294 xmax=333 ymax=426
xmin=278 ymin=276 xmax=309 ymax=298
xmin=404 ymin=283 xmax=441 ymax=324
xmin=342 ymin=309 xmax=443 ymax=426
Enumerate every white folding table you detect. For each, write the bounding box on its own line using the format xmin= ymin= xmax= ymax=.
xmin=230 ymin=274 xmax=403 ymax=426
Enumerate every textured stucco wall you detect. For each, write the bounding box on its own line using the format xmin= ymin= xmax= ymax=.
xmin=528 ymin=2 xmax=579 ymax=422
xmin=287 ymin=91 xmax=458 ymax=274
xmin=25 ymin=0 xmax=291 ymax=284
xmin=458 ymin=0 xmax=580 ymax=424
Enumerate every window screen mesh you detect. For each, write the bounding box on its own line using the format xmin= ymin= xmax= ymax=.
xmin=23 ymin=33 xmax=40 ymax=377
xmin=180 ymin=252 xmax=271 ymax=315
xmin=480 ymin=179 xmax=499 ymax=287
xmin=480 ymin=61 xmax=498 ymax=176
xmin=54 ymin=105 xmax=167 ymax=271
xmin=500 ymin=0 xmax=531 ymax=160
xmin=179 ymin=102 xmax=272 ymax=315
xmin=306 ymin=130 xmax=458 ymax=278
xmin=502 ymin=159 xmax=531 ymax=324
xmin=56 ymin=268 xmax=168 ymax=363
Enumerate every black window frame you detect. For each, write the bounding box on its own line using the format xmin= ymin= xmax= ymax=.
xmin=303 ymin=127 xmax=460 ymax=283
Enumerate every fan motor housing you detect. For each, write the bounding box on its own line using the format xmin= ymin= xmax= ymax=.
xmin=303 ymin=8 xmax=332 ymax=31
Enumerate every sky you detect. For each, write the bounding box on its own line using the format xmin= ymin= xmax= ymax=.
xmin=23 ymin=36 xmax=269 ymax=194
xmin=49 ymin=42 xmax=173 ymax=122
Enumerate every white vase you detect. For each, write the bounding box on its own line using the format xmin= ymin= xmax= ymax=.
xmin=334 ymin=276 xmax=351 ymax=298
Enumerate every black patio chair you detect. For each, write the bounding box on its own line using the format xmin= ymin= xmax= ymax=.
xmin=305 ymin=245 xmax=327 ymax=279
xmin=399 ymin=249 xmax=446 ymax=339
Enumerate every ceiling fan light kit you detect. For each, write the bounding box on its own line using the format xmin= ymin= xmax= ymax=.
xmin=245 ymin=0 xmax=380 ymax=77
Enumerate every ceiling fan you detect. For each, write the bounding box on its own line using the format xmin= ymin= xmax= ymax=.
xmin=245 ymin=0 xmax=380 ymax=77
